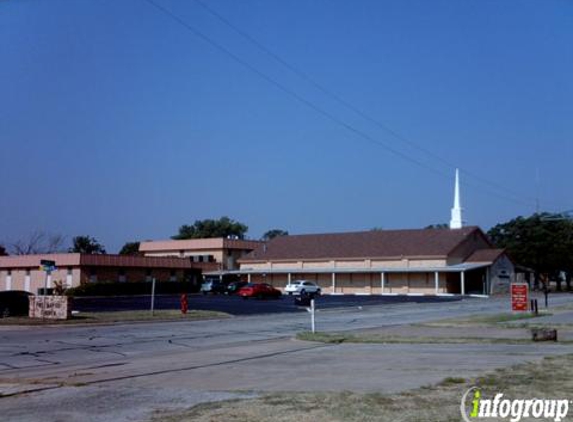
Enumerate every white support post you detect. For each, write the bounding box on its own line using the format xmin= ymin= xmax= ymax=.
xmin=381 ymin=272 xmax=385 ymax=294
xmin=287 ymin=273 xmax=292 ymax=286
xmin=434 ymin=272 xmax=439 ymax=294
xmin=461 ymin=271 xmax=466 ymax=295
xmin=247 ymin=273 xmax=252 ymax=284
xmin=310 ymin=299 xmax=316 ymax=333
xmin=331 ymin=273 xmax=336 ymax=294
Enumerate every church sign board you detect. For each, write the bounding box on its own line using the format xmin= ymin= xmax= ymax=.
xmin=511 ymin=283 xmax=529 ymax=312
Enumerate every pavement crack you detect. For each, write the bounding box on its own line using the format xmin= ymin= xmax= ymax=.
xmin=75 ymin=343 xmax=334 ymax=386
xmin=87 ymin=348 xmax=128 ymax=358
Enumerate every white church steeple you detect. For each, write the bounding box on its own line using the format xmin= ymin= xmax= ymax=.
xmin=450 ymin=168 xmax=463 ymax=229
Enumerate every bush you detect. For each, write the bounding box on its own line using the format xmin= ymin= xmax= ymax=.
xmin=66 ymin=280 xmax=199 ymax=297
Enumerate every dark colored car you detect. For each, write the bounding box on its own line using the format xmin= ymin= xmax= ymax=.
xmin=237 ymin=283 xmax=282 ymax=299
xmin=226 ymin=281 xmax=248 ymax=295
xmin=200 ymin=279 xmax=228 ymax=295
xmin=0 ymin=291 xmax=33 ymax=318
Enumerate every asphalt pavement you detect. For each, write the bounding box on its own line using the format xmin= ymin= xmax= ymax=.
xmin=2 ymin=293 xmax=573 ymax=422
xmin=73 ymin=293 xmax=461 ymax=315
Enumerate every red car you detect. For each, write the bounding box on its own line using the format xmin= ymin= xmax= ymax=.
xmin=237 ymin=283 xmax=282 ymax=299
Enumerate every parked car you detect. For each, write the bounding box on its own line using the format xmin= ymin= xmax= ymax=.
xmin=200 ymin=279 xmax=228 ymax=295
xmin=0 ymin=291 xmax=33 ymax=318
xmin=226 ymin=281 xmax=248 ymax=295
xmin=237 ymin=283 xmax=282 ymax=299
xmin=284 ymin=280 xmax=321 ymax=296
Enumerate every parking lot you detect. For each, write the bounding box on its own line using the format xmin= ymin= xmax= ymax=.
xmin=73 ymin=293 xmax=462 ymax=315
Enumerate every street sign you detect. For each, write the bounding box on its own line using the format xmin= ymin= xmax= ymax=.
xmin=511 ymin=283 xmax=529 ymax=312
xmin=40 ymin=259 xmax=57 ymax=273
xmin=40 ymin=260 xmax=56 ymax=267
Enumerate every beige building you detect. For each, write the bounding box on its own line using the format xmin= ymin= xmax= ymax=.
xmin=237 ymin=227 xmax=514 ymax=296
xmin=0 ymin=254 xmax=203 ymax=293
xmin=139 ymin=238 xmax=262 ymax=271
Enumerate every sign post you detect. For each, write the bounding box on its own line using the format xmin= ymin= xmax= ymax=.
xmin=511 ymin=283 xmax=529 ymax=312
xmin=39 ymin=260 xmax=56 ymax=321
xmin=150 ymin=278 xmax=156 ymax=316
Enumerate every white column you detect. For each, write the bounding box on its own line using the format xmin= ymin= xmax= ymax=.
xmin=247 ymin=273 xmax=251 ymax=283
xmin=461 ymin=271 xmax=466 ymax=295
xmin=434 ymin=272 xmax=439 ymax=294
xmin=6 ymin=273 xmax=12 ymax=291
xmin=25 ymin=274 xmax=31 ymax=292
xmin=331 ymin=273 xmax=336 ymax=294
xmin=287 ymin=273 xmax=292 ymax=286
xmin=381 ymin=272 xmax=385 ymax=294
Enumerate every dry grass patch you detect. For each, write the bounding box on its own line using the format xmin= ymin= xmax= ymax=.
xmin=296 ymin=331 xmax=537 ymax=345
xmin=0 ymin=309 xmax=229 ymax=325
xmin=420 ymin=312 xmax=552 ymax=328
xmin=151 ymin=354 xmax=573 ymax=422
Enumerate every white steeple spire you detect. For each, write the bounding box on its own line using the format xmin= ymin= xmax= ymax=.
xmin=450 ymin=168 xmax=463 ymax=229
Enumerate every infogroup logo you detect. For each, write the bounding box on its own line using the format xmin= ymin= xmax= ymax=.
xmin=461 ymin=387 xmax=570 ymax=422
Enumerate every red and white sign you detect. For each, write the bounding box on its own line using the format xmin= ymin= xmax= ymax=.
xmin=511 ymin=283 xmax=529 ymax=312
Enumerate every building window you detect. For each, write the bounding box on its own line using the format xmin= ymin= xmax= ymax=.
xmin=179 ymin=250 xmax=185 ymax=257
xmin=67 ymin=268 xmax=73 ymax=276
xmin=89 ymin=268 xmax=97 ymax=283
xmin=26 ymin=269 xmax=31 ymax=276
xmin=170 ymin=270 xmax=177 ymax=282
xmin=118 ymin=269 xmax=126 ymax=283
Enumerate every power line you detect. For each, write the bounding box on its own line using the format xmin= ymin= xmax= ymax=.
xmin=142 ymin=0 xmax=546 ymax=209
xmin=191 ymin=0 xmax=552 ymax=207
xmin=143 ymin=0 xmax=450 ymax=179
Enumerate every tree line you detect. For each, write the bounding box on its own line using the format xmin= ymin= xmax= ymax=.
xmin=0 ymin=217 xmax=288 ymax=257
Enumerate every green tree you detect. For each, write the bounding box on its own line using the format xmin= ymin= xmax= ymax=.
xmin=261 ymin=229 xmax=289 ymax=241
xmin=69 ymin=236 xmax=106 ymax=254
xmin=487 ymin=213 xmax=573 ymax=290
xmin=172 ymin=217 xmax=248 ymax=240
xmin=119 ymin=241 xmax=141 ymax=256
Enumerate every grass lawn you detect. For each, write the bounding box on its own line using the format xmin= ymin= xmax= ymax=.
xmin=151 ymin=354 xmax=573 ymax=422
xmin=421 ymin=312 xmax=553 ymax=328
xmin=295 ymin=330 xmax=564 ymax=345
xmin=0 ymin=309 xmax=230 ymax=325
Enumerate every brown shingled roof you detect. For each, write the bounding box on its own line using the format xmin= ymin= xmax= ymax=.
xmin=241 ymin=227 xmax=485 ymax=262
xmin=465 ymin=249 xmax=506 ymax=264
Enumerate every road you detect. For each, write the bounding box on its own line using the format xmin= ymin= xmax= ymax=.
xmin=1 ymin=293 xmax=572 ymax=422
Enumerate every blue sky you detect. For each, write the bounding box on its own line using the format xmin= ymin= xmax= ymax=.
xmin=1 ymin=0 xmax=572 ymax=252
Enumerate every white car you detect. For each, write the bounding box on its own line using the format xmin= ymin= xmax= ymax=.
xmin=284 ymin=280 xmax=321 ymax=296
